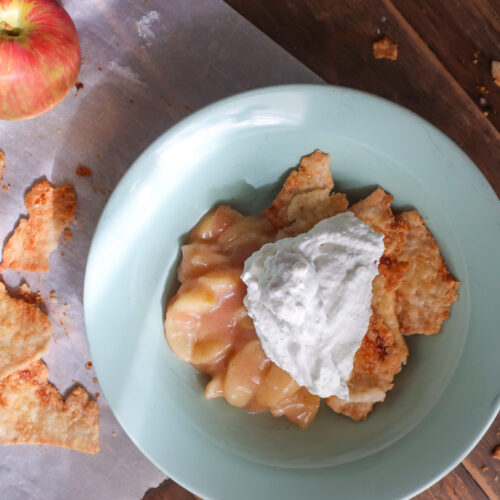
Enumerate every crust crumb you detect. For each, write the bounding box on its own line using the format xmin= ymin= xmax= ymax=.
xmin=373 ymin=37 xmax=398 ymax=60
xmin=76 ymin=165 xmax=92 ymax=177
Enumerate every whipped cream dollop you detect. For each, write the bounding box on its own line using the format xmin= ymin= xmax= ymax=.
xmin=242 ymin=211 xmax=385 ymax=399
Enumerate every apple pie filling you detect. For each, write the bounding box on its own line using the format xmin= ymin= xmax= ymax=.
xmin=165 ymin=205 xmax=320 ymax=428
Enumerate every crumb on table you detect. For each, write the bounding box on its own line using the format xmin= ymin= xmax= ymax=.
xmin=76 ymin=165 xmax=92 ymax=177
xmin=373 ymin=36 xmax=398 ymax=61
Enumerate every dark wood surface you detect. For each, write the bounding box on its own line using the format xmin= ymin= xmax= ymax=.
xmin=145 ymin=0 xmax=500 ymax=498
xmin=392 ymin=0 xmax=500 ymax=130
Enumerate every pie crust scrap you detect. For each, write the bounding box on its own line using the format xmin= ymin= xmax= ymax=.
xmin=263 ymin=149 xmax=348 ymax=236
xmin=2 ymin=181 xmax=76 ymax=273
xmin=0 ymin=282 xmax=51 ymax=381
xmin=0 ymin=360 xmax=99 ymax=454
xmin=395 ymin=211 xmax=460 ymax=335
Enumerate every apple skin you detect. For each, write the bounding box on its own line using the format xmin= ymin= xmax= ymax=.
xmin=0 ymin=0 xmax=81 ymax=120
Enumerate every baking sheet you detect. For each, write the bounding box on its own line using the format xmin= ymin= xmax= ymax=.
xmin=0 ymin=0 xmax=320 ymax=498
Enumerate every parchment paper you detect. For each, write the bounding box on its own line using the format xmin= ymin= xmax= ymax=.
xmin=0 ymin=0 xmax=320 ymax=498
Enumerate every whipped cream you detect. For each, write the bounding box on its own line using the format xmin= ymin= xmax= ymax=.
xmin=242 ymin=211 xmax=385 ymax=399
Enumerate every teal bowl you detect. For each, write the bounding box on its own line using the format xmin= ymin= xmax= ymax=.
xmin=84 ymin=85 xmax=500 ymax=499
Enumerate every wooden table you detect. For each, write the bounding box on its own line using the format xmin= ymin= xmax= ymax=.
xmin=144 ymin=1 xmax=500 ymax=498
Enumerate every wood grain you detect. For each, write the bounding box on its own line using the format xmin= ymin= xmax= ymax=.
xmin=224 ymin=0 xmax=500 ymax=195
xmin=392 ymin=0 xmax=500 ymax=130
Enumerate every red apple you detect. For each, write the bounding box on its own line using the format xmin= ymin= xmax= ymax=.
xmin=0 ymin=0 xmax=80 ymax=120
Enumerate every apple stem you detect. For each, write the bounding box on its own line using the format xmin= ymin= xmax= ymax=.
xmin=1 ymin=21 xmax=20 ymax=36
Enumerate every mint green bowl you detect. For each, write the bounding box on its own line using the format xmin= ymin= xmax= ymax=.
xmin=84 ymin=85 xmax=500 ymax=500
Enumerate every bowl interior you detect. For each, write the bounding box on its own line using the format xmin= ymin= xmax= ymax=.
xmin=85 ymin=86 xmax=499 ymax=499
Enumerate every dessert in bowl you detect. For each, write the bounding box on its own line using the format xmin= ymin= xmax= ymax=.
xmin=164 ymin=150 xmax=459 ymax=428
xmin=84 ymin=85 xmax=500 ymax=500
